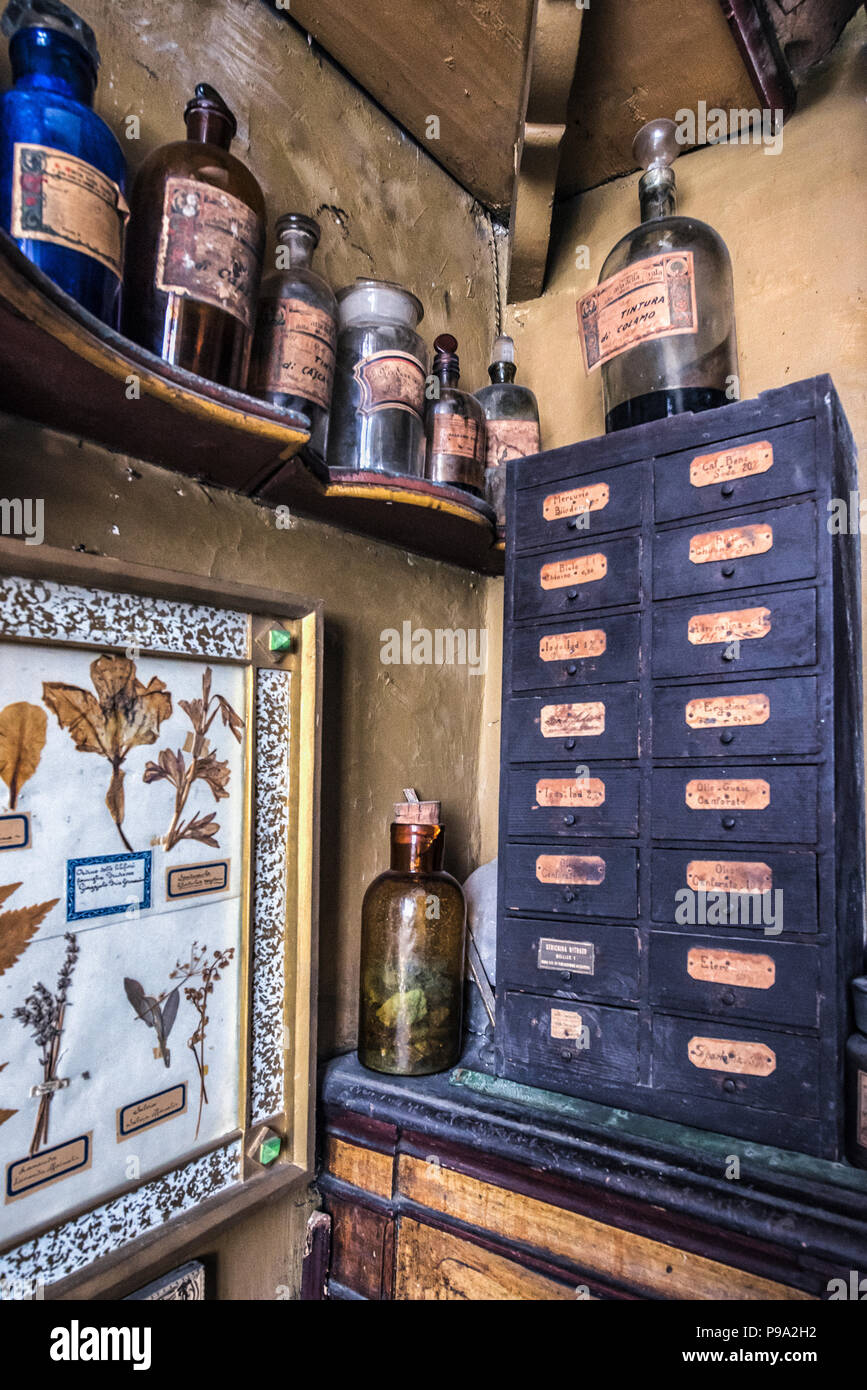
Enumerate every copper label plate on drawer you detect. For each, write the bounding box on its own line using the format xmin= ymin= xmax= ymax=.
xmin=685 ymin=779 xmax=770 ymax=810
xmin=540 ymin=702 xmax=605 ymax=738
xmin=685 ymin=693 xmax=770 ymax=728
xmin=687 ymin=1036 xmax=776 ymax=1076
xmin=538 ymin=938 xmax=595 ymax=974
xmin=690 ymin=441 xmax=774 ymax=488
xmin=687 ymin=948 xmax=776 ymax=990
xmin=688 ymin=606 xmax=771 ymax=645
xmin=539 ymin=629 xmax=607 ymax=662
xmin=689 ymin=523 xmax=773 ymax=565
xmin=540 ymin=553 xmax=607 ymax=590
xmin=536 ymin=777 xmax=606 ymax=807
xmin=686 ymin=859 xmax=772 ymax=894
xmin=536 ymin=854 xmax=606 ymax=885
xmin=550 ymin=1009 xmax=584 ymax=1040
xmin=543 ymin=482 xmax=610 ymax=521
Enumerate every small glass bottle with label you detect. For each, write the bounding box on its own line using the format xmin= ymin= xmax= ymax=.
xmin=474 ymin=333 xmax=541 ymax=526
xmin=0 ymin=0 xmax=127 ymax=326
xmin=122 ymin=84 xmax=265 ymax=390
xmin=326 ymin=278 xmax=428 ymax=476
xmin=248 ymin=214 xmax=337 ymax=458
xmin=425 ymin=333 xmax=486 ymax=496
xmin=845 ymin=976 xmax=867 ymax=1169
xmin=578 ymin=118 xmax=738 ymax=434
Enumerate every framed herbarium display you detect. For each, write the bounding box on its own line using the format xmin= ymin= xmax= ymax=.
xmin=0 ymin=546 xmax=320 ymax=1292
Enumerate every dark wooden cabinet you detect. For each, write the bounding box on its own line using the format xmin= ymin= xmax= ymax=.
xmin=496 ymin=377 xmax=865 ymax=1159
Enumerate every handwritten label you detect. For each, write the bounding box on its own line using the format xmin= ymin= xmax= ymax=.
xmin=551 ymin=1009 xmax=583 ymax=1040
xmin=538 ymin=938 xmax=595 ymax=974
xmin=535 ymin=777 xmax=606 ymax=807
xmin=689 ymin=523 xmax=773 ymax=565
xmin=0 ymin=812 xmax=30 ymax=850
xmin=688 ymin=607 xmax=771 ymax=646
xmin=117 ymin=1084 xmax=187 ymax=1141
xmin=576 ymin=251 xmax=697 ymax=373
xmin=250 ymin=296 xmax=335 ymax=407
xmin=12 ymin=143 xmax=127 ymax=278
xmin=166 ymin=860 xmax=230 ymax=900
xmin=685 ymin=693 xmax=770 ymax=728
xmin=540 ymin=701 xmax=605 ymax=738
xmin=540 ymin=553 xmax=607 ymax=591
xmin=432 ymin=414 xmax=482 ymax=461
xmin=685 ymin=779 xmax=770 ymax=811
xmin=690 ymin=440 xmax=774 ymax=488
xmin=543 ymin=482 xmax=610 ymax=521
xmin=687 ymin=949 xmax=776 ymax=990
xmin=156 ymin=177 xmax=264 ymax=330
xmin=687 ymin=1036 xmax=776 ymax=1077
xmin=535 ymin=854 xmax=606 ymax=886
xmin=67 ymin=851 xmax=151 ymax=922
xmin=539 ymin=629 xmax=606 ymax=662
xmin=485 ymin=418 xmax=540 ymax=468
xmin=5 ymin=1134 xmax=92 ymax=1203
xmin=686 ymin=860 xmax=773 ymax=894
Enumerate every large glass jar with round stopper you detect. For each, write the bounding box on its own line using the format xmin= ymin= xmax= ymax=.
xmin=580 ymin=118 xmax=738 ymax=433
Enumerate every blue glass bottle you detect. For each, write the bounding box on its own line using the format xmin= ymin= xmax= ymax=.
xmin=0 ymin=1 xmax=127 ymax=326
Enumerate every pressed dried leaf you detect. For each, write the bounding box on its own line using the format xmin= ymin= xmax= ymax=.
xmin=0 ymin=1108 xmax=15 ymax=1128
xmin=194 ymin=751 xmax=231 ymax=801
xmin=0 ymin=882 xmax=21 ymax=908
xmin=0 ymin=894 xmax=59 ymax=976
xmin=41 ymin=683 xmax=106 ymax=755
xmin=162 ymin=986 xmax=180 ymax=1040
xmin=0 ymin=702 xmax=47 ymax=809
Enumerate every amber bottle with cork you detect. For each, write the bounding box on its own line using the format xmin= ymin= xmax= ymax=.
xmin=122 ymin=84 xmax=266 ymax=389
xmin=358 ymin=795 xmax=466 ymax=1076
xmin=425 ymin=333 xmax=485 ymax=495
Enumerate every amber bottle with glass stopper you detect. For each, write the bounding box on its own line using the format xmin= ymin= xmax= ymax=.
xmin=475 ymin=333 xmax=541 ymax=527
xmin=122 ymin=84 xmax=265 ymax=390
xmin=358 ymin=796 xmax=466 ymax=1076
xmin=578 ymin=117 xmax=738 ymax=433
xmin=425 ymin=333 xmax=486 ymax=495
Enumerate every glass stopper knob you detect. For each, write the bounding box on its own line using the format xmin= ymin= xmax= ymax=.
xmin=632 ymin=118 xmax=681 ymax=172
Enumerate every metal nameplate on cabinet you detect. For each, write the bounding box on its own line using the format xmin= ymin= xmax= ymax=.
xmin=651 ymin=765 xmax=819 ymax=844
xmin=506 ymin=767 xmax=640 ymax=838
xmin=649 ymin=933 xmax=820 ymax=1027
xmin=503 ymin=991 xmax=640 ymax=1084
xmin=514 ymin=535 xmax=641 ymax=620
xmin=503 ymin=843 xmax=639 ymax=919
xmin=652 ymin=1014 xmax=820 ymax=1117
xmin=654 ymin=419 xmax=816 ymax=522
xmin=511 ymin=611 xmax=640 ymax=692
xmin=652 ymin=586 xmax=818 ymax=679
xmin=652 ymin=675 xmax=820 ymax=757
xmin=652 ymin=501 xmax=817 ymax=600
xmin=507 ymin=685 xmax=639 ymax=761
xmin=515 ymin=461 xmax=643 ymax=552
xmin=650 ymin=847 xmax=819 ymax=933
xmin=498 ymin=920 xmax=641 ymax=1001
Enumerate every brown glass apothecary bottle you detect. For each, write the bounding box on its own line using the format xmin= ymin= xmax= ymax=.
xmin=358 ymin=799 xmax=466 ymax=1076
xmin=122 ymin=84 xmax=265 ymax=389
xmin=425 ymin=333 xmax=485 ymax=495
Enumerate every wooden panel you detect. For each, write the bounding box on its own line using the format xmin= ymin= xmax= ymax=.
xmin=395 ymin=1218 xmax=583 ymax=1300
xmin=397 ymin=1156 xmax=814 ymax=1300
xmin=325 ymin=1194 xmax=392 ymax=1301
xmin=325 ymin=1137 xmax=393 ymax=1199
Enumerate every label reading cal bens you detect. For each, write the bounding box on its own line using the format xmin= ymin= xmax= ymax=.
xmin=543 ymin=482 xmax=609 ymax=522
xmin=686 ymin=779 xmax=770 ymax=811
xmin=539 ymin=629 xmax=606 ymax=662
xmin=688 ymin=606 xmax=771 ymax=646
xmin=485 ymin=419 xmax=540 ymax=468
xmin=254 ymin=297 xmax=335 ymax=407
xmin=690 ymin=441 xmax=774 ymax=488
xmin=576 ymin=251 xmax=698 ymax=373
xmin=685 ymin=693 xmax=770 ymax=728
xmin=540 ymin=553 xmax=607 ymax=591
xmin=156 ymin=178 xmax=263 ymax=329
xmin=538 ymin=938 xmax=595 ymax=974
xmin=687 ymin=949 xmax=776 ymax=990
xmin=354 ymin=350 xmax=426 ymax=419
xmin=536 ymin=777 xmax=606 ymax=807
xmin=686 ymin=860 xmax=772 ymax=894
xmin=12 ymin=143 xmax=127 ymax=277
xmin=535 ymin=854 xmax=606 ymax=886
xmin=687 ymin=1037 xmax=776 ymax=1077
xmin=689 ymin=523 xmax=773 ymax=565
xmin=540 ymin=702 xmax=605 ymax=738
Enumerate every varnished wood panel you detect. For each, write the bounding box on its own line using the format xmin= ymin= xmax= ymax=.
xmin=325 ymin=1194 xmax=392 ymax=1301
xmin=326 ymin=1137 xmax=393 ymax=1199
xmin=395 ymin=1218 xmax=583 ymax=1301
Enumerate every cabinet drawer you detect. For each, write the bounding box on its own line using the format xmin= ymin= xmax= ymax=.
xmin=652 ymin=676 xmax=820 ymax=758
xmin=511 ymin=612 xmax=640 ymax=692
xmin=652 ymin=1015 xmax=819 ymax=1117
xmin=652 ymin=586 xmax=817 ymax=679
xmin=507 ymin=766 xmax=639 ymax=838
xmin=651 ymin=765 xmax=818 ymax=844
xmin=653 ymin=502 xmax=817 ymax=600
xmin=514 ymin=535 xmax=640 ymax=619
xmin=503 ymin=991 xmax=640 ymax=1084
xmin=649 ymin=933 xmax=819 ymax=1027
xmin=503 ymin=843 xmax=638 ymax=920
xmin=654 ymin=420 xmax=815 ymax=522
xmin=499 ymin=920 xmax=640 ymax=1001
xmin=507 ymin=685 xmax=638 ymax=762
xmin=650 ymin=848 xmax=819 ymax=933
xmin=515 ymin=462 xmax=643 ymax=551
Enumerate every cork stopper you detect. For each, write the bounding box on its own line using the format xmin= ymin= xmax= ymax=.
xmin=393 ymin=788 xmax=441 ymax=824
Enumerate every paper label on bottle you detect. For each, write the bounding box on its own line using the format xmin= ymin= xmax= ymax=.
xmin=687 ymin=606 xmax=771 ymax=646
xmin=354 ymin=350 xmax=426 ymax=420
xmin=485 ymin=418 xmax=540 ymax=468
xmin=540 ymin=701 xmax=605 ymax=738
xmin=540 ymin=553 xmax=607 ymax=590
xmin=685 ymin=779 xmax=770 ymax=811
xmin=539 ymin=629 xmax=607 ymax=662
xmin=543 ymin=482 xmax=610 ymax=521
xmin=686 ymin=859 xmax=772 ymax=894
xmin=432 ymin=414 xmax=482 ymax=460
xmin=685 ymin=693 xmax=770 ymax=728
xmin=536 ymin=854 xmax=606 ymax=886
xmin=535 ymin=777 xmax=606 ymax=807
xmin=538 ymin=938 xmax=595 ymax=974
xmin=689 ymin=523 xmax=773 ymax=565
xmin=687 ymin=949 xmax=776 ymax=990
xmin=252 ymin=297 xmax=335 ymax=407
xmin=576 ymin=250 xmax=698 ymax=373
xmin=155 ymin=177 xmax=263 ymax=330
xmin=690 ymin=441 xmax=774 ymax=487
xmin=550 ymin=1009 xmax=583 ymax=1040
xmin=859 ymin=1071 xmax=867 ymax=1149
xmin=11 ymin=143 xmax=127 ymax=278
xmin=687 ymin=1036 xmax=776 ymax=1076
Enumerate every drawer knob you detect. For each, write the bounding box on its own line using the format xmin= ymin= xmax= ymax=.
xmin=560 ymin=970 xmax=573 ymax=982
xmin=563 ymin=890 xmax=576 ymax=903
xmin=720 ymin=730 xmax=735 ymax=744
xmin=563 ymin=814 xmax=576 ymax=826
xmin=566 ymin=662 xmax=578 ymax=675
xmin=564 ymin=737 xmax=577 ymax=750
xmin=722 ymin=564 xmax=736 ymax=578
xmin=566 ymin=588 xmax=578 ymax=601
xmin=721 ymin=990 xmax=736 ymax=1005
xmin=560 ymin=1049 xmax=573 ymax=1061
xmin=722 ymin=1078 xmax=737 ymax=1093
xmin=722 ymin=815 xmax=736 ymax=830
xmin=721 ymin=482 xmax=735 ymax=497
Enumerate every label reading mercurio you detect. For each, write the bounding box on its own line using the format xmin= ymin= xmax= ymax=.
xmin=252 ymin=297 xmax=335 ymax=407
xmin=576 ymin=251 xmax=698 ymax=374
xmin=12 ymin=143 xmax=127 ymax=278
xmin=156 ymin=177 xmax=264 ymax=330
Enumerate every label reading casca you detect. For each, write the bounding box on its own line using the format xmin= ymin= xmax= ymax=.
xmin=550 ymin=1009 xmax=583 ymax=1040
xmin=685 ymin=693 xmax=770 ymax=728
xmin=690 ymin=441 xmax=774 ymax=487
xmin=688 ymin=607 xmax=771 ymax=646
xmin=686 ymin=860 xmax=772 ymax=894
xmin=540 ymin=553 xmax=607 ymax=590
xmin=543 ymin=482 xmax=610 ymax=521
xmin=687 ymin=949 xmax=776 ymax=990
xmin=12 ymin=143 xmax=127 ymax=277
xmin=252 ymin=297 xmax=336 ymax=407
xmin=538 ymin=938 xmax=595 ymax=974
xmin=535 ymin=777 xmax=606 ymax=807
xmin=485 ymin=418 xmax=540 ymax=468
xmin=576 ymin=251 xmax=698 ymax=373
xmin=686 ymin=779 xmax=770 ymax=811
xmin=540 ymin=702 xmax=605 ymax=738
xmin=535 ymin=854 xmax=606 ymax=886
xmin=354 ymin=350 xmax=426 ymax=419
xmin=687 ymin=1036 xmax=776 ymax=1076
xmin=156 ymin=178 xmax=263 ymax=330
xmin=689 ymin=523 xmax=773 ymax=565
xmin=539 ymin=629 xmax=607 ymax=662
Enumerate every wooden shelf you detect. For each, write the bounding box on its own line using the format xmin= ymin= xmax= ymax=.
xmin=0 ymin=232 xmax=503 ymax=574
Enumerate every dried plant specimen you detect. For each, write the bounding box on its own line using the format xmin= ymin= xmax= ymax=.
xmin=170 ymin=941 xmax=235 ymax=1139
xmin=13 ymin=932 xmax=79 ymax=1155
xmin=143 ymin=667 xmax=244 ymax=852
xmin=0 ymin=882 xmax=59 ymax=1129
xmin=0 ymin=702 xmax=47 ymax=809
xmin=43 ymin=655 xmax=172 ymax=853
xmin=124 ymin=977 xmax=180 ymax=1068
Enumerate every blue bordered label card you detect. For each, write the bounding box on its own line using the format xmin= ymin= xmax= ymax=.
xmin=0 ymin=811 xmax=30 ymax=851
xmin=116 ymin=1084 xmax=187 ymax=1142
xmin=66 ymin=851 xmax=152 ymax=922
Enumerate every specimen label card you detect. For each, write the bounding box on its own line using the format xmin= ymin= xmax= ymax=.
xmin=67 ymin=851 xmax=152 ymax=921
xmin=117 ymin=1084 xmax=188 ymax=1141
xmin=5 ymin=1134 xmax=93 ymax=1203
xmin=0 ymin=812 xmax=30 ymax=850
xmin=165 ymin=860 xmax=230 ymax=900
